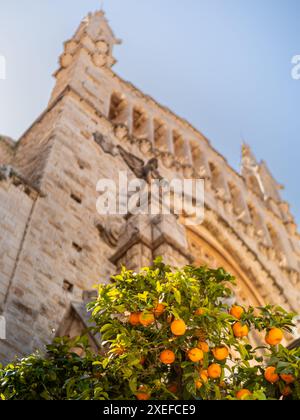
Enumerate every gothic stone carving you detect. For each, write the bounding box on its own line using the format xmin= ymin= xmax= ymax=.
xmin=93 ymin=131 xmax=162 ymax=182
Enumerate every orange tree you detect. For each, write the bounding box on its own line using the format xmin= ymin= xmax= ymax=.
xmin=0 ymin=259 xmax=299 ymax=400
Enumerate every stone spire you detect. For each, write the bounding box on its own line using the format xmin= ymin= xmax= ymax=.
xmin=69 ymin=9 xmax=122 ymax=68
xmin=241 ymin=143 xmax=266 ymax=199
xmin=50 ymin=9 xmax=121 ymax=104
xmin=241 ymin=143 xmax=284 ymax=204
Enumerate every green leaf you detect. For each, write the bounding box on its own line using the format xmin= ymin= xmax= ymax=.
xmin=173 ymin=288 xmax=181 ymax=304
xmin=102 ymin=358 xmax=110 ymax=369
xmin=156 ymin=281 xmax=163 ymax=293
xmin=137 ymin=292 xmax=149 ymax=302
xmin=100 ymin=324 xmax=113 ymax=334
xmin=214 ymin=385 xmax=222 ymax=400
xmin=129 ymin=377 xmax=137 ymax=393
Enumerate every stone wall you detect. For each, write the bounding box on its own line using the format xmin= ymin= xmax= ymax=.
xmin=0 ymin=176 xmax=35 ymax=311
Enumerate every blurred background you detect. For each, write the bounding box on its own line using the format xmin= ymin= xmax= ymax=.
xmin=0 ymin=0 xmax=299 ymax=222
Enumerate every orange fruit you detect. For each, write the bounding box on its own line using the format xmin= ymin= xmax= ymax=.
xmin=280 ymin=374 xmax=295 ymax=384
xmin=129 ymin=313 xmax=141 ymax=326
xmin=171 ymin=320 xmax=187 ymax=336
xmin=136 ymin=386 xmax=151 ymax=400
xmin=196 ymin=370 xmax=209 ymax=389
xmin=195 ymin=308 xmax=206 ymax=316
xmin=197 ymin=341 xmax=210 ymax=353
xmin=139 ymin=357 xmax=146 ymax=366
xmin=167 ymin=383 xmax=178 ymax=394
xmin=153 ymin=303 xmax=166 ymax=317
xmin=230 ymin=305 xmax=244 ymax=320
xmin=265 ymin=328 xmax=284 ymax=346
xmin=195 ymin=379 xmax=203 ymax=389
xmin=212 ymin=346 xmax=229 ymax=361
xmin=200 ymin=370 xmax=208 ymax=383
xmin=139 ymin=312 xmax=155 ymax=327
xmin=264 ymin=367 xmax=279 ymax=384
xmin=160 ymin=350 xmax=176 ymax=365
xmin=207 ymin=363 xmax=222 ymax=379
xmin=233 ymin=322 xmax=249 ymax=338
xmin=282 ymin=386 xmax=292 ymax=397
xmin=236 ymin=389 xmax=252 ymax=400
xmin=188 ymin=348 xmax=204 ymax=362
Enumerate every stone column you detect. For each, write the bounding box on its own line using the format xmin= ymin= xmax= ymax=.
xmin=110 ymin=214 xmax=153 ymax=271
xmin=152 ymin=214 xmax=193 ymax=267
xmin=184 ymin=139 xmax=193 ymax=166
xmin=110 ymin=212 xmax=193 ymax=271
xmin=127 ymin=102 xmax=134 ymax=136
xmin=166 ymin=128 xmax=174 ymax=154
xmin=148 ymin=118 xmax=155 ymax=146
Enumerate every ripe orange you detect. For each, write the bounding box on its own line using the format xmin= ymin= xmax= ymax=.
xmin=195 ymin=379 xmax=203 ymax=390
xmin=196 ymin=370 xmax=209 ymax=389
xmin=136 ymin=386 xmax=151 ymax=400
xmin=212 ymin=346 xmax=229 ymax=361
xmin=280 ymin=374 xmax=295 ymax=384
xmin=264 ymin=367 xmax=279 ymax=384
xmin=129 ymin=313 xmax=141 ymax=326
xmin=230 ymin=305 xmax=244 ymax=320
xmin=236 ymin=389 xmax=252 ymax=400
xmin=153 ymin=303 xmax=166 ymax=317
xmin=265 ymin=328 xmax=284 ymax=346
xmin=195 ymin=308 xmax=206 ymax=316
xmin=160 ymin=350 xmax=176 ymax=365
xmin=188 ymin=348 xmax=204 ymax=363
xmin=282 ymin=386 xmax=292 ymax=397
xmin=197 ymin=341 xmax=209 ymax=353
xmin=139 ymin=312 xmax=155 ymax=327
xmin=167 ymin=383 xmax=178 ymax=394
xmin=200 ymin=370 xmax=208 ymax=383
xmin=207 ymin=363 xmax=222 ymax=379
xmin=171 ymin=319 xmax=187 ymax=336
xmin=233 ymin=322 xmax=249 ymax=338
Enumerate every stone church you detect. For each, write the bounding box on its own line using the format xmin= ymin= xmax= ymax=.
xmin=0 ymin=9 xmax=299 ymax=363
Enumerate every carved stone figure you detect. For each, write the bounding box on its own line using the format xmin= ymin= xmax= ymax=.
xmin=93 ymin=132 xmax=119 ymax=156
xmin=95 ymin=217 xmax=125 ymax=248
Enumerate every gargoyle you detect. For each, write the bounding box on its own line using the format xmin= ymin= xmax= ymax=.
xmin=95 ymin=217 xmax=125 ymax=248
xmin=118 ymin=146 xmax=162 ymax=183
xmin=93 ymin=131 xmax=162 ymax=183
xmin=93 ymin=132 xmax=119 ymax=157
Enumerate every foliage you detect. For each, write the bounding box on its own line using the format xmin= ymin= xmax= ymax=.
xmin=0 ymin=259 xmax=299 ymax=400
xmin=0 ymin=337 xmax=110 ymax=400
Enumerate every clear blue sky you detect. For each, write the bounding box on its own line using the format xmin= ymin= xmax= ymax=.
xmin=0 ymin=0 xmax=299 ymax=224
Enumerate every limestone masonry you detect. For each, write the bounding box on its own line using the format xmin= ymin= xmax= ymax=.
xmin=0 ymin=10 xmax=299 ymax=363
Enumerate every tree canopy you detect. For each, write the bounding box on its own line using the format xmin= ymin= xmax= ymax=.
xmin=1 ymin=260 xmax=299 ymax=400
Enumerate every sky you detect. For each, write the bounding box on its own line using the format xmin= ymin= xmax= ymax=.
xmin=0 ymin=0 xmax=299 ymax=224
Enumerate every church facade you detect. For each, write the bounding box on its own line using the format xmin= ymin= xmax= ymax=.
xmin=0 ymin=10 xmax=299 ymax=363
